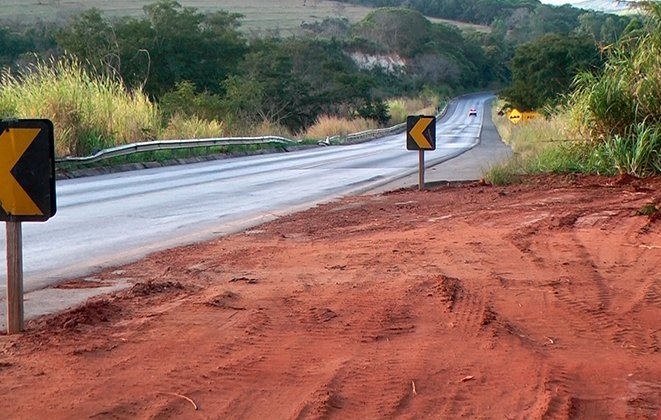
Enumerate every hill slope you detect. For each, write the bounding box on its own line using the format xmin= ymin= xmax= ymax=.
xmin=0 ymin=0 xmax=488 ymax=33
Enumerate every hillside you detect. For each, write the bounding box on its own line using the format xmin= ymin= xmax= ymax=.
xmin=0 ymin=0 xmax=488 ymax=33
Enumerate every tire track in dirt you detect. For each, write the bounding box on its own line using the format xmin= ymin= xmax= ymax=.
xmin=621 ymin=280 xmax=661 ymax=354
xmin=546 ymin=232 xmax=659 ymax=357
xmin=508 ymin=215 xmax=659 ymax=357
xmin=412 ymin=274 xmax=535 ymax=418
xmin=626 ymin=378 xmax=661 ymax=419
xmin=282 ymin=282 xmax=418 ymax=419
xmin=537 ymin=364 xmax=575 ymax=420
xmin=403 ymin=274 xmax=482 ymax=419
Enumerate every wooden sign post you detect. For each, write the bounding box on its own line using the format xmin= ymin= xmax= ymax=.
xmin=6 ymin=222 xmax=24 ymax=333
xmin=406 ymin=115 xmax=436 ymax=190
xmin=1 ymin=119 xmax=56 ymax=334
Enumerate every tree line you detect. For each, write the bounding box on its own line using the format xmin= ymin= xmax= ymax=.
xmin=336 ymin=0 xmax=639 ymax=110
xmin=0 ymin=0 xmax=503 ymax=135
xmin=0 ymin=0 xmax=644 ymax=131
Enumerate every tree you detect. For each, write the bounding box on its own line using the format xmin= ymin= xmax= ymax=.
xmin=351 ymin=8 xmax=432 ymax=57
xmin=501 ymin=33 xmax=602 ymax=110
xmin=133 ymin=0 xmax=247 ymax=97
xmin=55 ymin=1 xmax=248 ymax=99
xmin=0 ymin=27 xmax=33 ymax=68
xmin=55 ymin=9 xmax=119 ymax=76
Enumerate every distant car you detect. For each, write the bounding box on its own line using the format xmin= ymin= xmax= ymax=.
xmin=468 ymin=107 xmax=477 ymax=117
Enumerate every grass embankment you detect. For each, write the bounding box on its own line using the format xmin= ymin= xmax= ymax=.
xmin=489 ymin=103 xmax=661 ymax=185
xmin=0 ymin=0 xmax=489 ymax=35
xmin=488 ymin=107 xmax=598 ymax=184
xmin=0 ymin=58 xmax=159 ymax=157
xmin=488 ymin=3 xmax=661 ymax=184
xmin=0 ymin=57 xmax=268 ymax=168
xmin=0 ymin=55 xmax=440 ymax=173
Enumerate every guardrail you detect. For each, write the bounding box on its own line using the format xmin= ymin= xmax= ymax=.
xmin=56 ymin=102 xmax=448 ymax=164
xmin=322 ymin=121 xmax=407 ymax=146
xmin=55 ymin=136 xmax=299 ymax=164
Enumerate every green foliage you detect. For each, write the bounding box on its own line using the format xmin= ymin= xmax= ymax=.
xmin=138 ymin=1 xmax=247 ymax=97
xmin=6 ymin=0 xmax=638 ymax=161
xmin=349 ymin=7 xmax=497 ymax=93
xmin=300 ymin=17 xmax=352 ymax=39
xmin=502 ymin=33 xmax=602 ymax=111
xmin=351 ymin=8 xmax=432 ymax=57
xmin=222 ymin=38 xmax=315 ymax=133
xmin=55 ymin=9 xmax=119 ymax=77
xmin=528 ymin=141 xmax=610 ymax=175
xmin=0 ymin=26 xmax=33 ymax=68
xmin=356 ymin=100 xmax=390 ymax=125
xmin=568 ymin=1 xmax=661 ymax=159
xmin=160 ymin=113 xmax=225 ymax=140
xmin=490 ymin=2 xmax=661 ymax=180
xmin=576 ymin=12 xmax=631 ymax=45
xmin=337 ymin=0 xmax=631 ymax=40
xmin=222 ymin=37 xmax=392 ymax=133
xmin=489 ymin=105 xmax=611 ymax=179
xmin=484 ymin=158 xmax=522 ymax=185
xmin=337 ymin=0 xmax=539 ymax=26
xmin=159 ymin=81 xmax=223 ymax=122
xmin=56 ymin=0 xmax=248 ymax=98
xmin=597 ymin=124 xmax=661 ymax=177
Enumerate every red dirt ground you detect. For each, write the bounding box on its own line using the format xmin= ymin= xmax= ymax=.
xmin=1 ymin=174 xmax=660 ymax=420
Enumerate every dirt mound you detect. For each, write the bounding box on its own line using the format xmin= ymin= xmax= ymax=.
xmin=127 ymin=280 xmax=185 ymax=297
xmin=25 ymin=298 xmax=125 ymax=336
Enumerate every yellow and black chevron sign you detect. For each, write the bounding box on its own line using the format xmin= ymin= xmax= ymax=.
xmin=0 ymin=119 xmax=56 ymax=222
xmin=406 ymin=115 xmax=436 ymax=151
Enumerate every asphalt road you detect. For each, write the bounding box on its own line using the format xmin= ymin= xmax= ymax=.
xmin=0 ymin=92 xmax=511 ymax=329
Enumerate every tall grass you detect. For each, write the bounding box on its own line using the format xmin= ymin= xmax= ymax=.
xmin=0 ymin=56 xmax=159 ymax=157
xmin=242 ymin=120 xmax=293 ymax=138
xmin=486 ymin=105 xmax=615 ymax=183
xmin=387 ymin=94 xmax=440 ymax=124
xmin=301 ymin=115 xmax=379 ymax=140
xmin=598 ymin=123 xmax=661 ymax=176
xmin=488 ymin=1 xmax=661 ymax=182
xmin=160 ymin=114 xmax=225 ymax=140
xmin=564 ymin=0 xmax=661 ymax=176
xmin=493 ymin=106 xmax=575 ymax=160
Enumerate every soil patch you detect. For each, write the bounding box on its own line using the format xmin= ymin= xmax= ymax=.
xmin=1 ymin=174 xmax=660 ymax=419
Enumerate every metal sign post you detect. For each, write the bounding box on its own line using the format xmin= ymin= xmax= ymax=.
xmin=0 ymin=119 xmax=56 ymax=334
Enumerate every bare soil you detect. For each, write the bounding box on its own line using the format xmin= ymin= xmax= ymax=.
xmin=1 ymin=174 xmax=660 ymax=420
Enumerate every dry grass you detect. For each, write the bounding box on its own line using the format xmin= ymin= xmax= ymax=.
xmin=0 ymin=0 xmax=489 ymax=34
xmin=0 ymin=57 xmax=159 ymax=157
xmin=159 ymin=114 xmax=225 ymax=140
xmin=242 ymin=120 xmax=293 ymax=138
xmin=493 ymin=103 xmax=575 ymax=159
xmin=387 ymin=96 xmax=439 ymax=124
xmin=302 ymin=115 xmax=379 ymax=139
xmin=0 ymin=0 xmax=373 ymax=33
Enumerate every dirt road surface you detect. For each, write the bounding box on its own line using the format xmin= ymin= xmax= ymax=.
xmin=1 ymin=174 xmax=660 ymax=420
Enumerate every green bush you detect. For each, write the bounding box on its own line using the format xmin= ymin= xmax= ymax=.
xmin=565 ymin=1 xmax=661 ymax=176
